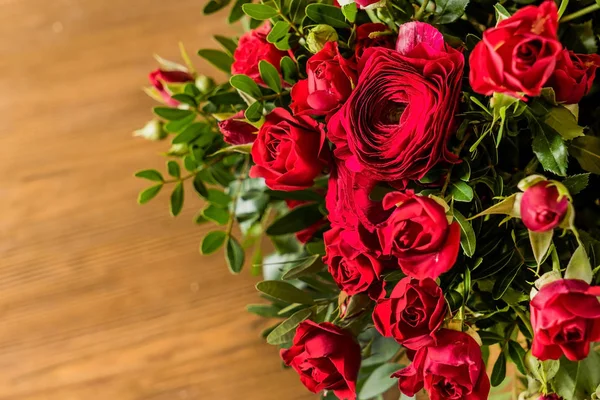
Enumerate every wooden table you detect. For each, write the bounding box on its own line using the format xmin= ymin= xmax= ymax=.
xmin=0 ymin=1 xmax=314 ymax=399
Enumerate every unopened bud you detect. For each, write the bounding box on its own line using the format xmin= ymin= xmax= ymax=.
xmin=134 ymin=119 xmax=167 ymax=141
xmin=306 ymin=25 xmax=338 ymax=54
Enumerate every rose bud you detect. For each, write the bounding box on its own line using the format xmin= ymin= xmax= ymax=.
xmin=291 ymin=42 xmax=357 ymax=117
xmin=148 ymin=69 xmax=194 ymax=106
xmin=520 ymin=181 xmax=569 ymax=232
xmin=469 ymin=1 xmax=562 ymax=98
xmin=354 ymin=23 xmax=395 ymax=61
xmin=232 ymin=23 xmax=287 ymax=86
xmin=324 ymin=226 xmax=385 ymax=296
xmin=377 ymin=191 xmax=461 ymax=280
xmin=306 ymin=25 xmax=339 ymax=54
xmin=328 ymin=22 xmax=463 ymax=182
xmin=249 ymin=108 xmax=328 ymax=191
xmin=285 ymin=199 xmax=327 ymax=243
xmin=281 ymin=321 xmax=361 ymax=400
xmin=547 ymin=49 xmax=600 ymax=104
xmin=217 ymin=111 xmax=257 ymax=145
xmin=373 ymin=277 xmax=447 ymax=350
xmin=134 ymin=119 xmax=167 ymax=141
xmin=393 ymin=329 xmax=490 ymax=400
xmin=530 ymin=279 xmax=600 ymax=361
xmin=195 ymin=75 xmax=215 ymax=94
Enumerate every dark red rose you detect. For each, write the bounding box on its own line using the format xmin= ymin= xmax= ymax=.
xmin=373 ymin=277 xmax=447 ymax=350
xmin=286 ymin=199 xmax=327 ymax=243
xmin=323 ymin=226 xmax=385 ymax=296
xmin=520 ymin=181 xmax=568 ymax=232
xmin=394 ymin=329 xmax=490 ymax=400
xmin=547 ymin=49 xmax=600 ymax=104
xmin=328 ymin=22 xmax=463 ymax=182
xmin=281 ymin=320 xmax=361 ymax=400
xmin=218 ymin=111 xmax=257 ymax=145
xmin=355 ymin=23 xmax=395 ymax=61
xmin=148 ymin=69 xmax=194 ymax=106
xmin=232 ymin=23 xmax=287 ymax=85
xmin=377 ymin=191 xmax=460 ymax=280
xmin=531 ymin=279 xmax=600 ymax=361
xmin=291 ymin=42 xmax=357 ymax=117
xmin=249 ymin=108 xmax=328 ymax=191
xmin=469 ymin=1 xmax=561 ymax=98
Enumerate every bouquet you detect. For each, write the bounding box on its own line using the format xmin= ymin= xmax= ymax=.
xmin=133 ymin=0 xmax=600 ymax=397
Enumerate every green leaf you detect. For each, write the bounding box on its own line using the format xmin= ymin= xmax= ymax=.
xmin=214 ymin=35 xmax=237 ymax=55
xmin=153 ymin=107 xmax=194 ymax=121
xmin=267 ymin=21 xmax=290 ymax=43
xmin=259 ymin=60 xmax=282 ymax=93
xmin=525 ymin=351 xmax=559 ymax=383
xmin=246 ymin=304 xmax=281 ymax=318
xmin=435 ymin=0 xmax=469 ymax=24
xmin=229 ymin=0 xmax=251 ymax=22
xmin=554 ymin=350 xmax=600 ymax=400
xmin=453 ymin=209 xmax=476 ymax=257
xmin=230 ymin=74 xmax=262 ymax=99
xmin=164 ymin=113 xmax=196 ymax=132
xmin=266 ymin=308 xmax=312 ymax=345
xmin=170 ymin=182 xmax=184 ymax=216
xmin=507 ymin=341 xmax=527 ymax=375
xmin=570 ymin=135 xmax=600 ymax=175
xmin=289 ymin=0 xmax=308 ymax=23
xmin=478 ymin=331 xmax=504 ymax=346
xmin=491 ymin=352 xmax=507 ymax=387
xmin=266 ymin=204 xmax=323 ymax=235
xmin=210 ymin=143 xmax=253 ymax=156
xmin=197 ymin=49 xmax=233 ymax=74
xmin=225 ymin=236 xmax=245 ymax=273
xmin=492 ymin=261 xmax=522 ymax=300
xmin=280 ymin=56 xmax=298 ymax=85
xmin=241 ymin=3 xmax=278 ymax=19
xmin=565 ymin=245 xmax=593 ymax=283
xmin=531 ymin=119 xmax=568 ymax=176
xmin=529 ymin=229 xmax=553 ymax=267
xmin=455 ymin=159 xmax=471 ymax=181
xmin=562 ymin=173 xmax=590 ymax=195
xmin=202 ymin=204 xmax=230 ymax=225
xmin=281 ymin=255 xmax=322 ymax=280
xmin=341 ymin=3 xmax=357 ymax=23
xmin=256 ymin=280 xmax=314 ymax=304
xmin=208 ymin=91 xmax=245 ymax=105
xmin=207 ymin=189 xmax=232 ymax=207
xmin=305 ymin=4 xmax=350 ymax=28
xmin=138 ymin=184 xmax=163 ymax=204
xmin=358 ymin=363 xmax=402 ymax=400
xmin=135 ymin=169 xmax=164 ymax=182
xmin=449 ymin=181 xmax=474 ymax=202
xmin=494 ymin=3 xmax=511 ymax=22
xmin=469 ymin=194 xmax=519 ymax=220
xmin=362 ymin=335 xmax=402 ymax=367
xmin=203 ymin=0 xmax=231 ymax=14
xmin=244 ymin=101 xmax=263 ymax=122
xmin=201 ymin=231 xmax=227 ymax=254
xmin=545 ymin=106 xmax=584 ymax=140
xmin=170 ymin=93 xmax=197 ymax=107
xmin=193 ymin=174 xmax=209 ymax=198
xmin=167 ymin=160 xmax=181 ymax=178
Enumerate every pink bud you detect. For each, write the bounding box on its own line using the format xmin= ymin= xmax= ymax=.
xmin=520 ymin=181 xmax=568 ymax=232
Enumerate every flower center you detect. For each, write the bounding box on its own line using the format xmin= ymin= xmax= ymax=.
xmin=535 ymin=209 xmax=557 ymax=225
xmin=402 ymin=306 xmax=425 ymax=326
xmin=434 ymin=378 xmax=463 ymax=399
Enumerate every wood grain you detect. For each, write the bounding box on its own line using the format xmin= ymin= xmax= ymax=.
xmin=0 ymin=1 xmax=315 ymax=399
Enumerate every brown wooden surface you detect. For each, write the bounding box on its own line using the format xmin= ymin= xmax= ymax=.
xmin=0 ymin=1 xmax=315 ymax=399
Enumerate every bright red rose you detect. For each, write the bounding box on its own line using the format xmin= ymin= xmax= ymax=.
xmin=323 ymin=226 xmax=386 ymax=296
xmin=148 ymin=69 xmax=194 ymax=106
xmin=355 ymin=23 xmax=395 ymax=61
xmin=218 ymin=111 xmax=257 ymax=145
xmin=393 ymin=329 xmax=490 ymax=400
xmin=520 ymin=181 xmax=568 ymax=232
xmin=249 ymin=108 xmax=328 ymax=191
xmin=547 ymin=49 xmax=600 ymax=104
xmin=291 ymin=42 xmax=357 ymax=117
xmin=469 ymin=1 xmax=561 ymax=98
xmin=281 ymin=320 xmax=361 ymax=400
xmin=232 ymin=23 xmax=287 ymax=86
xmin=373 ymin=277 xmax=447 ymax=350
xmin=377 ymin=191 xmax=460 ymax=280
xmin=286 ymin=199 xmax=327 ymax=243
xmin=530 ymin=279 xmax=600 ymax=361
xmin=328 ymin=22 xmax=463 ymax=182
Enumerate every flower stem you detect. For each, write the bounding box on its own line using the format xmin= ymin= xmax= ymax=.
xmin=277 ymin=10 xmax=305 ymax=39
xmin=560 ymin=3 xmax=600 ymax=22
xmin=414 ymin=0 xmax=431 ymax=20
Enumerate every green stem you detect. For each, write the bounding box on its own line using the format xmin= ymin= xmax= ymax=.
xmin=560 ymin=3 xmax=600 ymax=22
xmin=557 ymin=0 xmax=570 ymax=18
xmin=276 ymin=9 xmax=305 ymax=39
xmin=163 ymin=154 xmax=226 ymax=184
xmin=225 ymin=155 xmax=250 ymax=237
xmin=414 ymin=0 xmax=431 ymax=20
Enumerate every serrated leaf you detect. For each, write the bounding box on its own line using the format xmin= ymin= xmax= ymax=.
xmin=267 ymin=204 xmax=323 ymax=235
xmin=507 ymin=341 xmax=527 ymax=375
xmin=259 ymin=60 xmax=282 ymax=93
xmin=305 ymin=4 xmax=349 ymax=28
xmin=281 ymin=254 xmax=321 ymax=280
xmin=449 ymin=181 xmax=474 ymax=202
xmin=358 ymin=363 xmax=402 ymax=400
xmin=201 ymin=231 xmax=227 ymax=254
xmin=266 ymin=308 xmax=312 ymax=345
xmin=167 ymin=160 xmax=181 ymax=178
xmin=562 ymin=173 xmax=590 ymax=196
xmin=453 ymin=209 xmax=476 ymax=257
xmin=435 ymin=0 xmax=469 ymax=24
xmin=241 ymin=3 xmax=278 ymax=19
xmin=170 ymin=182 xmax=184 ymax=216
xmin=531 ymin=119 xmax=568 ymax=177
xmin=570 ymin=135 xmax=600 ymax=175
xmin=545 ymin=106 xmax=584 ymax=140
xmin=225 ymin=236 xmax=245 ymax=273
xmin=267 ymin=21 xmax=290 ymax=43
xmin=491 ymin=352 xmax=507 ymax=387
xmin=256 ymin=280 xmax=314 ymax=304
xmin=213 ymin=35 xmax=237 ymax=55
xmin=135 ymin=169 xmax=164 ymax=182
xmin=197 ymin=49 xmax=233 ymax=73
xmin=153 ymin=107 xmax=194 ymax=121
xmin=230 ymin=74 xmax=262 ymax=98
xmin=138 ymin=184 xmax=163 ymax=204
xmin=202 ymin=204 xmax=230 ymax=225
xmin=529 ymin=229 xmax=553 ymax=267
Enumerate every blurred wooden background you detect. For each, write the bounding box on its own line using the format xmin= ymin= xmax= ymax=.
xmin=0 ymin=1 xmax=315 ymax=399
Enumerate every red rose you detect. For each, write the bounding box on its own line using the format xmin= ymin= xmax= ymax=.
xmin=291 ymin=42 xmax=357 ymax=117
xmin=539 ymin=395 xmax=562 ymax=400
xmin=547 ymin=49 xmax=600 ymax=104
xmin=281 ymin=320 xmax=361 ymax=400
xmin=469 ymin=1 xmax=561 ymax=98
xmin=218 ymin=111 xmax=257 ymax=145
xmin=324 ymin=226 xmax=385 ymax=296
xmin=377 ymin=191 xmax=460 ymax=280
xmin=355 ymin=23 xmax=395 ymax=61
xmin=530 ymin=279 xmax=600 ymax=361
xmin=148 ymin=69 xmax=194 ymax=106
xmin=373 ymin=277 xmax=447 ymax=350
xmin=520 ymin=181 xmax=568 ymax=232
xmin=249 ymin=108 xmax=328 ymax=191
xmin=286 ymin=199 xmax=327 ymax=243
xmin=328 ymin=22 xmax=463 ymax=182
xmin=393 ymin=329 xmax=490 ymax=400
xmin=232 ymin=23 xmax=287 ymax=85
